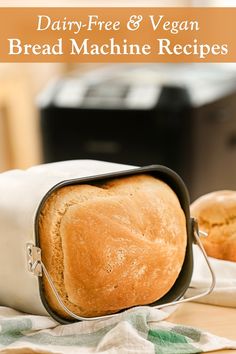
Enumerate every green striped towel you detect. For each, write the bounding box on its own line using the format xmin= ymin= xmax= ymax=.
xmin=0 ymin=305 xmax=236 ymax=353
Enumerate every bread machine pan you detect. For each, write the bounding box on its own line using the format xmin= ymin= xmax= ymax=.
xmin=0 ymin=160 xmax=215 ymax=324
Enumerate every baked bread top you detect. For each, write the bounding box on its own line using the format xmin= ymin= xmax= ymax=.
xmin=191 ymin=190 xmax=236 ymax=262
xmin=39 ymin=174 xmax=187 ymax=319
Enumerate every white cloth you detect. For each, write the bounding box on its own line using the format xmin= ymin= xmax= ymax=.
xmin=187 ymin=245 xmax=236 ymax=307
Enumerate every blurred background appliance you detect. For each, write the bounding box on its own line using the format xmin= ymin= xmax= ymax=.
xmin=39 ymin=64 xmax=236 ymax=200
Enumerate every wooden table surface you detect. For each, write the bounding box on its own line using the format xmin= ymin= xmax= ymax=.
xmin=168 ymin=302 xmax=236 ymax=353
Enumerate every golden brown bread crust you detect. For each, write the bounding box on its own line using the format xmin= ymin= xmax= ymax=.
xmin=191 ymin=190 xmax=236 ymax=262
xmin=39 ymin=174 xmax=187 ymax=319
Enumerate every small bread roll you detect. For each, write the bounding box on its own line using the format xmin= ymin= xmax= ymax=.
xmin=191 ymin=190 xmax=236 ymax=262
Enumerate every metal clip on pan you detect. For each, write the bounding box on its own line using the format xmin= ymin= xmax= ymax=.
xmin=27 ymin=219 xmax=216 ymax=321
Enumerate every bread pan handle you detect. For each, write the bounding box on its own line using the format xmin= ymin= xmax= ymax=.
xmin=154 ymin=219 xmax=216 ymax=310
xmin=27 ymin=219 xmax=215 ymax=321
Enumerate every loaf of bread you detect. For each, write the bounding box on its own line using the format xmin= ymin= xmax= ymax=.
xmin=191 ymin=190 xmax=236 ymax=262
xmin=38 ymin=174 xmax=187 ymax=319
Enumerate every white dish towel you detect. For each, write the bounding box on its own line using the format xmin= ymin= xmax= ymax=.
xmin=186 ymin=244 xmax=236 ymax=307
